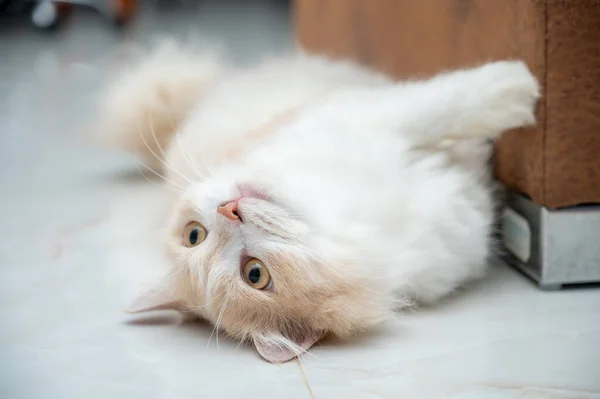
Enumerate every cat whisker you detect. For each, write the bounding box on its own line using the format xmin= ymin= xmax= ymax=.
xmin=135 ymin=118 xmax=193 ymax=186
xmin=135 ymin=163 xmax=180 ymax=192
xmin=205 ymin=158 xmax=216 ymax=177
xmin=165 ymin=108 xmax=210 ymax=181
xmin=174 ymin=132 xmax=210 ymax=181
xmin=136 ymin=161 xmax=186 ymax=192
xmin=146 ymin=114 xmax=170 ymax=165
xmin=208 ymin=295 xmax=229 ymax=349
xmin=234 ymin=338 xmax=247 ymax=352
xmin=135 ymin=163 xmax=182 ymax=193
xmin=148 ymin=116 xmax=196 ymax=186
xmin=296 ymin=348 xmax=318 ymax=361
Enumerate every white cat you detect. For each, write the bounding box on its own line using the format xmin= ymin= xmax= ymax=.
xmin=98 ymin=42 xmax=539 ymax=363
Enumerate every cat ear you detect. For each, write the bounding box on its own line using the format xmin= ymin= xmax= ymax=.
xmin=125 ymin=283 xmax=186 ymax=314
xmin=253 ymin=329 xmax=324 ymax=363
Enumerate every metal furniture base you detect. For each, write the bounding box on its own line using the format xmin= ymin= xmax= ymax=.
xmin=501 ymin=193 xmax=600 ymax=290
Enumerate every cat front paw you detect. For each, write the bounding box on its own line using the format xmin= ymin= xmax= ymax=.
xmin=475 ymin=60 xmax=540 ymax=133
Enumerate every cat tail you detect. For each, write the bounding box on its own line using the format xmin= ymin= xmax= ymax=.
xmin=94 ymin=39 xmax=223 ymax=172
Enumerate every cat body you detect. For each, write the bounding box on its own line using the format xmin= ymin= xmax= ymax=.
xmin=99 ymin=44 xmax=539 ymax=363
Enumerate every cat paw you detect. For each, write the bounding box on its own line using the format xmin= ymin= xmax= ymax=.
xmin=474 ymin=60 xmax=540 ymax=134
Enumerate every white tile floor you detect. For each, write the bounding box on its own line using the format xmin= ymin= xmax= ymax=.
xmin=1 ymin=2 xmax=599 ymax=398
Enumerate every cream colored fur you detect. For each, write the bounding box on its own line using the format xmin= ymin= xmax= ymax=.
xmin=97 ymin=41 xmax=222 ymax=171
xmin=99 ymin=43 xmax=540 ymax=363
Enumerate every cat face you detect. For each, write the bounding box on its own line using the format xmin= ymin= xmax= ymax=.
xmin=128 ymin=176 xmax=389 ymax=363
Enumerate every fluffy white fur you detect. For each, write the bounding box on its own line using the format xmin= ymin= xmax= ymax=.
xmin=99 ymin=43 xmax=539 ymax=363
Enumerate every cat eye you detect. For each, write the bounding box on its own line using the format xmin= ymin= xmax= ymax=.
xmin=242 ymin=258 xmax=271 ymax=290
xmin=183 ymin=221 xmax=207 ymax=247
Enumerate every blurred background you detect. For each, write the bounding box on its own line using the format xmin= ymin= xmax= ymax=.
xmin=0 ymin=0 xmax=293 ymax=133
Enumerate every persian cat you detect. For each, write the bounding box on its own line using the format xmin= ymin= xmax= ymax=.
xmin=98 ymin=42 xmax=539 ymax=363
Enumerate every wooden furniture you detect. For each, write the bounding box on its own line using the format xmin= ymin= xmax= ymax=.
xmin=294 ymin=0 xmax=600 ymax=288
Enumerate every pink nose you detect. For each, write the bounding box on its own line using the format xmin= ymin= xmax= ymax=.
xmin=217 ymin=199 xmax=240 ymax=221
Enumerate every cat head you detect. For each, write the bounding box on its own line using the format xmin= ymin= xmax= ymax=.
xmin=127 ymin=175 xmax=392 ymax=363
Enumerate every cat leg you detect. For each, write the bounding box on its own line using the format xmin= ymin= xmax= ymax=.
xmin=352 ymin=61 xmax=540 ymax=147
xmin=95 ymin=40 xmax=223 ymax=172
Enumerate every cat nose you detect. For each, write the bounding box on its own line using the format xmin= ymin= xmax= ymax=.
xmin=217 ymin=199 xmax=240 ymax=221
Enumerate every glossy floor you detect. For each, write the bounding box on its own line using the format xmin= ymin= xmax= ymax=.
xmin=1 ymin=2 xmax=599 ymax=398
